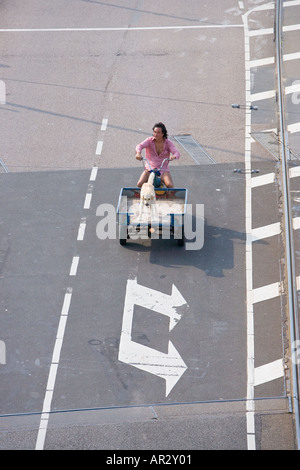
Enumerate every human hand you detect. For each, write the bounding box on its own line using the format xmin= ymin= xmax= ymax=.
xmin=136 ymin=153 xmax=142 ymax=161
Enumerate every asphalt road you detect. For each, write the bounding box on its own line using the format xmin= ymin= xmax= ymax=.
xmin=0 ymin=0 xmax=299 ymax=451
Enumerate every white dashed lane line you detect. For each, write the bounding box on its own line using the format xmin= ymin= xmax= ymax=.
xmin=101 ymin=118 xmax=108 ymax=131
xmin=36 ymin=287 xmax=73 ymax=450
xmin=69 ymin=256 xmax=80 ymax=276
xmin=77 ymin=217 xmax=87 ymax=241
xmin=95 ymin=140 xmax=103 ymax=156
xmin=90 ymin=166 xmax=98 ymax=181
xmin=83 ymin=192 xmax=92 ymax=210
xmin=36 ymin=116 xmax=107 ymax=449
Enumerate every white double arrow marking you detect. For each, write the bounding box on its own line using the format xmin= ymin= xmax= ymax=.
xmin=118 ymin=278 xmax=188 ymax=397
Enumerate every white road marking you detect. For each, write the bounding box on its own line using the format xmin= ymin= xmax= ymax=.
xmin=69 ymin=256 xmax=80 ymax=276
xmin=248 ymin=27 xmax=273 ymax=37
xmin=77 ymin=217 xmax=87 ymax=241
xmin=283 ymin=23 xmax=300 ymax=32
xmin=293 ymin=217 xmax=300 ymax=230
xmin=36 ymin=288 xmax=73 ymax=450
xmin=297 ymin=276 xmax=300 ymax=290
xmin=239 ymin=1 xmax=244 ymax=10
xmin=101 ymin=118 xmax=108 ymax=131
xmin=284 ymin=0 xmax=300 ymax=6
xmin=250 ymin=222 xmax=281 ymax=242
xmin=248 ymin=50 xmax=298 ymax=70
xmin=46 ymin=363 xmax=58 ymax=391
xmin=118 ymin=278 xmax=188 ymax=396
xmin=254 ymin=359 xmax=284 ymax=386
xmin=252 ymin=281 xmax=282 ymax=304
xmin=242 ymin=0 xmax=300 ymax=450
xmin=289 ymin=166 xmax=300 ymax=178
xmin=250 ymin=2 xmax=274 ymax=11
xmin=288 ymin=122 xmax=300 ymax=133
xmin=120 ymin=338 xmax=187 ymax=398
xmin=0 ymin=341 xmax=6 ymax=365
xmin=83 ymin=192 xmax=92 ymax=209
xmin=250 ymin=81 xmax=300 ymax=101
xmin=36 ymin=149 xmax=98 ymax=448
xmin=56 ymin=317 xmax=68 ymax=341
xmin=247 ymin=429 xmax=256 ymax=450
xmin=251 ymin=173 xmax=275 ymax=188
xmin=90 ymin=166 xmax=98 ymax=181
xmin=242 ymin=9 xmax=256 ymax=449
xmin=95 ymin=140 xmax=103 ymax=155
xmin=250 ymin=89 xmax=276 ymax=101
xmin=284 ymin=52 xmax=300 ymax=61
xmin=261 ymin=127 xmax=278 ymax=133
xmin=0 ymin=24 xmax=244 ymax=33
xmin=61 ymin=289 xmax=73 ymax=315
xmin=285 ymin=82 xmax=300 ymax=95
xmin=249 ymin=56 xmax=274 ymax=67
xmin=241 ymin=3 xmax=290 ymax=447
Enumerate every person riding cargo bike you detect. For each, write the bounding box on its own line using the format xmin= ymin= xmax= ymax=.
xmin=135 ymin=122 xmax=180 ymax=189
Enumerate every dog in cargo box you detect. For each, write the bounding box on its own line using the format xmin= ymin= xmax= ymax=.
xmin=138 ymin=171 xmax=157 ymax=221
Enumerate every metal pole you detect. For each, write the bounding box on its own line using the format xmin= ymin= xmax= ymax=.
xmin=275 ymin=0 xmax=300 ymax=449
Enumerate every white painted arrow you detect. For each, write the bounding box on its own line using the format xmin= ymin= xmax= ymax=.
xmin=119 ymin=337 xmax=187 ymax=397
xmin=126 ymin=278 xmax=187 ymax=331
xmin=118 ymin=278 xmax=188 ymax=396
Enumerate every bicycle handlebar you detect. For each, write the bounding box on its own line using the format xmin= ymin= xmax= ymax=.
xmin=142 ymin=157 xmax=170 ymax=171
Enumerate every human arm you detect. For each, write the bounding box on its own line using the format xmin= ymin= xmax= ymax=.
xmin=135 ymin=138 xmax=151 ymax=160
xmin=167 ymin=140 xmax=180 ymax=160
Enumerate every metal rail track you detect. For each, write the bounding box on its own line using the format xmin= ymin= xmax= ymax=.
xmin=275 ymin=0 xmax=300 ymax=449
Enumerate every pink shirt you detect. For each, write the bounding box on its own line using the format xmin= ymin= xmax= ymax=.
xmin=136 ymin=137 xmax=180 ymax=173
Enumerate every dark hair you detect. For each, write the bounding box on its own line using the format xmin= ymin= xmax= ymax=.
xmin=152 ymin=122 xmax=168 ymax=139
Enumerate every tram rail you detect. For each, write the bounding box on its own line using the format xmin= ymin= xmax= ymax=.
xmin=276 ymin=0 xmax=300 ymax=449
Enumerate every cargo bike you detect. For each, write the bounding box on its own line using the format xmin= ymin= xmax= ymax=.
xmin=116 ymin=158 xmax=188 ymax=246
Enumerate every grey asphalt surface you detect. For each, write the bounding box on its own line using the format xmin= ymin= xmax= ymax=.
xmin=0 ymin=0 xmax=299 ymax=451
xmin=0 ymin=163 xmax=295 ymax=450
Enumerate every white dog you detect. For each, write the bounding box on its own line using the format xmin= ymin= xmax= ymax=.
xmin=138 ymin=172 xmax=157 ymax=220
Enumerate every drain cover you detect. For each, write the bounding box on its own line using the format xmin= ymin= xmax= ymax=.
xmin=174 ymin=135 xmax=216 ymax=165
